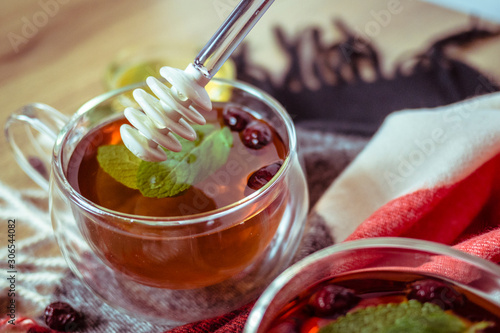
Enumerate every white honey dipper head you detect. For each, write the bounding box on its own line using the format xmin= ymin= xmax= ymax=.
xmin=120 ymin=63 xmax=212 ymax=162
xmin=120 ymin=124 xmax=168 ymax=162
xmin=160 ymin=64 xmax=212 ymax=112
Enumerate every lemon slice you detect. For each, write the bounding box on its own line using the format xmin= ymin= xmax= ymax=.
xmin=106 ymin=58 xmax=236 ymax=105
xmin=206 ymin=59 xmax=236 ymax=102
xmin=108 ymin=61 xmax=165 ymax=90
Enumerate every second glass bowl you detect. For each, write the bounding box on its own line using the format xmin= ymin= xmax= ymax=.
xmin=244 ymin=237 xmax=500 ymax=332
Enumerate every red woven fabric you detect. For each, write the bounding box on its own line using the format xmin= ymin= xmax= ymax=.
xmin=166 ymin=302 xmax=254 ymax=333
xmin=347 ymin=153 xmax=500 ymax=261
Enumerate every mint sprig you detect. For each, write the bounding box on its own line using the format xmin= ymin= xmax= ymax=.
xmin=318 ymin=300 xmax=493 ymax=333
xmin=96 ymin=124 xmax=233 ymax=198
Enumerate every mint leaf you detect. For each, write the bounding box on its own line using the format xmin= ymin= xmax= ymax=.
xmin=136 ymin=124 xmax=233 ymax=198
xmin=318 ymin=300 xmax=493 ymax=333
xmin=97 ymin=144 xmax=142 ymax=189
xmin=96 ymin=124 xmax=234 ymax=198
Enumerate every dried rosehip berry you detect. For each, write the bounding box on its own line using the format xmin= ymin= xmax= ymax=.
xmin=222 ymin=106 xmax=251 ymax=131
xmin=241 ymin=121 xmax=272 ymax=149
xmin=247 ymin=162 xmax=282 ymax=190
xmin=408 ymin=279 xmax=465 ymax=310
xmin=44 ymin=302 xmax=82 ymax=332
xmin=307 ymin=284 xmax=361 ymax=317
xmin=28 ymin=325 xmax=53 ymax=333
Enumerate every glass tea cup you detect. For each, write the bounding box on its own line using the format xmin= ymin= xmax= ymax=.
xmin=244 ymin=237 xmax=500 ymax=332
xmin=5 ymin=79 xmax=309 ymax=324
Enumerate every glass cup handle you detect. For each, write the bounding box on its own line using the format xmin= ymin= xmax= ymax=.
xmin=4 ymin=103 xmax=69 ymax=191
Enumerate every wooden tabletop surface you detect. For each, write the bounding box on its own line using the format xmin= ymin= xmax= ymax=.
xmin=1 ymin=0 xmax=500 ymax=190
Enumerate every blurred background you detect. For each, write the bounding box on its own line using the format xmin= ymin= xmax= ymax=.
xmin=1 ymin=0 xmax=500 ymax=189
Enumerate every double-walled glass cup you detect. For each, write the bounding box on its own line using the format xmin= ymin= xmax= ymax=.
xmin=244 ymin=237 xmax=500 ymax=332
xmin=5 ymin=79 xmax=309 ymax=324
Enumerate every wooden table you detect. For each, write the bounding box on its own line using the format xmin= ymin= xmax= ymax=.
xmin=1 ymin=0 xmax=499 ymax=190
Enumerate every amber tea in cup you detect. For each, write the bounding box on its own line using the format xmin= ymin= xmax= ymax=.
xmin=5 ymin=79 xmax=309 ymax=324
xmin=66 ymin=103 xmax=289 ymax=289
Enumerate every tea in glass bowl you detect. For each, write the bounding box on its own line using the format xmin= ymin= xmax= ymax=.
xmin=244 ymin=238 xmax=500 ymax=333
xmin=265 ymin=272 xmax=499 ymax=332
